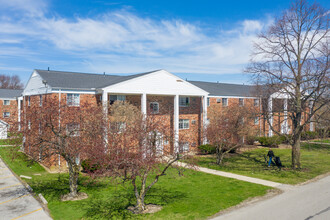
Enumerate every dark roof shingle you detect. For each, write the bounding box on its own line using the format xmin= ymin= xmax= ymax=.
xmin=188 ymin=81 xmax=257 ymax=97
xmin=0 ymin=89 xmax=23 ymax=99
xmin=35 ymin=69 xmax=159 ymax=90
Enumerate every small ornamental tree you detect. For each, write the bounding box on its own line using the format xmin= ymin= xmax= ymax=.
xmin=92 ymin=101 xmax=190 ymax=214
xmin=22 ymin=96 xmax=104 ymax=199
xmin=207 ymin=104 xmax=258 ymax=165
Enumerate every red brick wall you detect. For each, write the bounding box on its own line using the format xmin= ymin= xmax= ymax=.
xmin=0 ymin=99 xmax=18 ymax=126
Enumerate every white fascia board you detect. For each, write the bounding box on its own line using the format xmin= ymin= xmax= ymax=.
xmin=52 ymin=89 xmax=96 ymax=94
xmin=208 ymin=95 xmax=259 ymax=99
xmin=0 ymin=98 xmax=17 ymax=100
xmin=101 ymin=70 xmax=209 ymax=96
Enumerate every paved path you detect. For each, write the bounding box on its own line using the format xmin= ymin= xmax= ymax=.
xmin=0 ymin=159 xmax=52 ymax=220
xmin=177 ymin=162 xmax=283 ymax=187
xmin=213 ymin=174 xmax=330 ymax=220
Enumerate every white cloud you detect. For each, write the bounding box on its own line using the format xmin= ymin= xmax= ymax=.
xmin=0 ymin=1 xmax=272 ymax=75
xmin=0 ymin=0 xmax=47 ymax=17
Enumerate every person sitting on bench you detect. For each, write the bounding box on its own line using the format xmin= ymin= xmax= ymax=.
xmin=267 ymin=148 xmax=275 ymax=167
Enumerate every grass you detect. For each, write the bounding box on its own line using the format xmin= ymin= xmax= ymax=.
xmin=0 ymin=138 xmax=21 ymax=145
xmin=312 ymin=139 xmax=330 ymax=144
xmin=0 ymin=147 xmax=270 ymax=220
xmin=191 ymin=143 xmax=330 ymax=185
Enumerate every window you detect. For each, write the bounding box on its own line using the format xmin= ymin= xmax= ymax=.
xmin=222 ymin=98 xmax=228 ymax=107
xmin=207 ymin=98 xmax=210 ymax=106
xmin=66 ymin=123 xmax=80 ymax=136
xmin=39 ymin=95 xmax=42 ymax=106
xmin=3 ymin=100 xmax=10 ymax=105
xmin=239 ymin=98 xmax=244 ymax=106
xmin=109 ymin=95 xmax=126 ymax=105
xmin=179 ymin=142 xmax=189 ymax=153
xmin=254 ymin=99 xmax=259 ymax=107
xmin=179 ymin=97 xmax=190 ymax=107
xmin=28 ymin=121 xmax=31 ymax=129
xmin=254 ymin=117 xmax=259 ymax=125
xmin=3 ymin=112 xmax=10 ymax=118
xmin=110 ymin=122 xmax=126 ymax=133
xmin=28 ymin=96 xmax=30 ymax=106
xmin=179 ymin=119 xmax=189 ymax=129
xmin=149 ymin=102 xmax=159 ymax=114
xmin=67 ymin=94 xmax=80 ymax=106
xmin=216 ymin=98 xmax=221 ymax=103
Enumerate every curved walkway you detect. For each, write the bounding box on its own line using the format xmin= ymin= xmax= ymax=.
xmin=176 ymin=161 xmax=283 ymax=187
xmin=0 ymin=159 xmax=52 ymax=220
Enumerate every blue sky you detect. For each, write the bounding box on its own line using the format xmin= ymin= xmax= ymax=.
xmin=0 ymin=0 xmax=329 ymax=85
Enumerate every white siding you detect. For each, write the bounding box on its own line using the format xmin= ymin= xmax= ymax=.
xmin=23 ymin=71 xmax=51 ymax=96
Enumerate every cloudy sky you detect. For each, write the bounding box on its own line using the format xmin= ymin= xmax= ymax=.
xmin=0 ymin=0 xmax=329 ymax=85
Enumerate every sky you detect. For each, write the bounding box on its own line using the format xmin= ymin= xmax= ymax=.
xmin=0 ymin=0 xmax=329 ymax=86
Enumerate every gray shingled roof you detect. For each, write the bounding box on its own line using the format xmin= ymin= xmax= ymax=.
xmin=35 ymin=69 xmax=159 ymax=90
xmin=0 ymin=89 xmax=23 ymax=99
xmin=189 ymin=81 xmax=257 ymax=97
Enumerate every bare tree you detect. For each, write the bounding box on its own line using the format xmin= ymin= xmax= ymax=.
xmin=0 ymin=74 xmax=24 ymax=89
xmin=247 ymin=0 xmax=329 ymax=168
xmin=22 ymin=96 xmax=104 ymax=199
xmin=90 ymin=101 xmax=190 ymax=214
xmin=207 ymin=104 xmax=258 ymax=165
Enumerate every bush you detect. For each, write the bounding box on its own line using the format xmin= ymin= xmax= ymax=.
xmin=257 ymin=136 xmax=283 ymax=148
xmin=81 ymin=159 xmax=100 ymax=173
xmin=198 ymin=144 xmax=216 ymax=154
xmin=246 ymin=136 xmax=257 ymax=145
xmin=316 ymin=128 xmax=329 ymax=138
xmin=301 ymin=131 xmax=318 ymax=140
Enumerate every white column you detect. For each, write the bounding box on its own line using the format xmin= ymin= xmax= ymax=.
xmin=268 ymin=97 xmax=273 ymax=137
xmin=309 ymin=100 xmax=314 ymax=131
xmin=17 ymin=97 xmax=22 ymax=131
xmin=283 ymin=98 xmax=288 ymax=134
xmin=102 ymin=90 xmax=108 ymax=144
xmin=174 ymin=95 xmax=179 ymax=153
xmin=141 ymin=93 xmax=147 ymax=115
xmin=203 ymin=96 xmax=208 ymax=144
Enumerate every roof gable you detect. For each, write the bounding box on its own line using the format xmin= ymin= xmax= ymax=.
xmin=103 ymin=70 xmax=209 ymax=96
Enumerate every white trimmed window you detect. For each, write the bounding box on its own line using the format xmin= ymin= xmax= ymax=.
xmin=222 ymin=98 xmax=228 ymax=106
xmin=28 ymin=96 xmax=30 ymax=106
xmin=179 ymin=119 xmax=189 ymax=129
xmin=254 ymin=99 xmax=259 ymax=106
xmin=39 ymin=95 xmax=43 ymax=106
xmin=66 ymin=123 xmax=80 ymax=136
xmin=254 ymin=117 xmax=259 ymax=125
xmin=149 ymin=102 xmax=159 ymax=114
xmin=3 ymin=112 xmax=10 ymax=118
xmin=239 ymin=98 xmax=244 ymax=106
xmin=3 ymin=100 xmax=10 ymax=105
xmin=179 ymin=97 xmax=190 ymax=107
xmin=216 ymin=98 xmax=221 ymax=103
xmin=179 ymin=142 xmax=190 ymax=153
xmin=207 ymin=98 xmax=210 ymax=106
xmin=109 ymin=95 xmax=126 ymax=105
xmin=67 ymin=94 xmax=80 ymax=106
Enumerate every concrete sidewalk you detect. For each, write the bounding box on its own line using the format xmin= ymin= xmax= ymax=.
xmin=176 ymin=161 xmax=283 ymax=188
xmin=0 ymin=158 xmax=52 ymax=220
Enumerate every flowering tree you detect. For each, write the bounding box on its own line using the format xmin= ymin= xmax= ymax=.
xmin=92 ymin=101 xmax=189 ymax=214
xmin=22 ymin=96 xmax=104 ymax=199
xmin=207 ymin=104 xmax=258 ymax=165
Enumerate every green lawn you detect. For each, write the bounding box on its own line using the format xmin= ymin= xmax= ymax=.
xmin=312 ymin=139 xmax=330 ymax=144
xmin=0 ymin=147 xmax=270 ymax=220
xmin=0 ymin=138 xmax=21 ymax=146
xmin=191 ymin=143 xmax=330 ymax=185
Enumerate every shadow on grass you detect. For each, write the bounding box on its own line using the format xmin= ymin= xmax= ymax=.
xmin=83 ymin=186 xmax=187 ymax=219
xmin=29 ymin=174 xmax=108 ymax=201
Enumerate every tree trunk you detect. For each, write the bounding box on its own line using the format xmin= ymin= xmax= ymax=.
xmin=292 ymin=134 xmax=301 ymax=169
xmin=67 ymin=160 xmax=79 ymax=197
xmin=132 ymin=176 xmax=147 ymax=213
xmin=216 ymin=145 xmax=221 ymax=165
